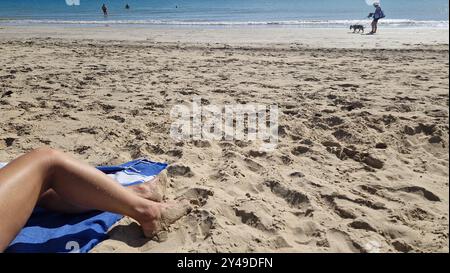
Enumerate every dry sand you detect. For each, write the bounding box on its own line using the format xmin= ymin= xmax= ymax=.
xmin=0 ymin=26 xmax=448 ymax=253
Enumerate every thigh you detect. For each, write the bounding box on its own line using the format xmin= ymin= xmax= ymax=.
xmin=38 ymin=189 xmax=90 ymax=214
xmin=0 ymin=150 xmax=52 ymax=250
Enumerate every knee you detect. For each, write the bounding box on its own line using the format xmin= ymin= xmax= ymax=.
xmin=30 ymin=147 xmax=64 ymax=170
xmin=32 ymin=147 xmax=61 ymax=157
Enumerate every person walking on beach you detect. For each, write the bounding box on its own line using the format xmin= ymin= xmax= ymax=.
xmin=101 ymin=4 xmax=108 ymax=16
xmin=367 ymin=2 xmax=385 ymax=34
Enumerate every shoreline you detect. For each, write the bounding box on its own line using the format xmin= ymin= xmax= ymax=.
xmin=1 ymin=19 xmax=448 ymax=27
xmin=0 ymin=25 xmax=448 ymax=49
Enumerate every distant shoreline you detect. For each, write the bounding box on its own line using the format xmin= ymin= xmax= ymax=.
xmin=1 ymin=19 xmax=449 ymax=29
xmin=0 ymin=25 xmax=448 ymax=50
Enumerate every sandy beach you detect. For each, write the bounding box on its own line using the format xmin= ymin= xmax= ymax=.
xmin=0 ymin=26 xmax=448 ymax=253
xmin=1 ymin=25 xmax=449 ymax=48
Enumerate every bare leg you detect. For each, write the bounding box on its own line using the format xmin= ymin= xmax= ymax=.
xmin=38 ymin=172 xmax=168 ymax=213
xmin=38 ymin=189 xmax=88 ymax=214
xmin=0 ymin=148 xmax=190 ymax=251
xmin=127 ymin=171 xmax=168 ymax=202
xmin=370 ymin=20 xmax=376 ymax=33
xmin=374 ymin=21 xmax=378 ymax=33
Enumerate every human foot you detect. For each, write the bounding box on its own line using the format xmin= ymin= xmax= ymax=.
xmin=138 ymin=199 xmax=192 ymax=241
xmin=128 ymin=171 xmax=168 ymax=202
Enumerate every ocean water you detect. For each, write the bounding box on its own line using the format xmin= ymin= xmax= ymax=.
xmin=0 ymin=0 xmax=448 ymax=28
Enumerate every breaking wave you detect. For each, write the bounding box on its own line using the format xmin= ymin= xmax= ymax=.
xmin=2 ymin=19 xmax=448 ymax=28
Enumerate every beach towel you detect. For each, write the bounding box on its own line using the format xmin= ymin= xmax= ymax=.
xmin=1 ymin=158 xmax=167 ymax=253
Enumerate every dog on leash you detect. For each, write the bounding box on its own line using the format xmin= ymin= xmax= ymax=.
xmin=350 ymin=24 xmax=365 ymax=33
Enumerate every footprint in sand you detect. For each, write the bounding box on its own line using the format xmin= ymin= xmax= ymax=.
xmin=233 ymin=207 xmax=275 ymax=233
xmin=280 ymin=155 xmax=293 ymax=165
xmin=361 ymin=154 xmax=385 ymax=169
xmin=391 ymin=239 xmax=413 ymax=253
xmin=375 ymin=142 xmax=388 ymax=149
xmin=404 ymin=123 xmax=437 ymax=136
xmin=248 ymin=150 xmax=267 ymax=157
xmin=348 ymin=219 xmax=377 ymax=233
xmin=324 ymin=116 xmax=345 ymax=127
xmin=264 ymin=179 xmax=310 ymax=209
xmin=167 ymin=164 xmax=194 ymax=177
xmin=181 ymin=187 xmax=214 ymax=206
xmin=321 ymin=194 xmax=357 ymax=219
xmin=291 ymin=146 xmax=310 ymax=156
xmin=186 ymin=209 xmax=217 ymax=240
xmin=428 ymin=135 xmax=443 ymax=144
xmin=322 ymin=141 xmax=385 ymax=170
xmin=406 ymin=207 xmax=434 ymax=221
xmin=332 ymin=128 xmax=353 ymax=140
xmin=325 ymin=229 xmax=364 ymax=253
xmin=99 ymin=103 xmax=116 ymax=114
xmin=397 ymin=186 xmax=440 ymax=202
xmin=167 ymin=149 xmax=183 ymax=158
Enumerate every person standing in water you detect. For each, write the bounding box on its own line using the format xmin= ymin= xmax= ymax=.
xmin=367 ymin=2 xmax=385 ymax=34
xmin=101 ymin=4 xmax=108 ymax=16
xmin=125 ymin=4 xmax=130 ymax=10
